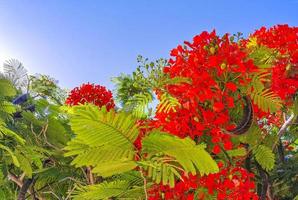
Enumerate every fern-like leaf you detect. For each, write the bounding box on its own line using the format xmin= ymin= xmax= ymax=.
xmin=157 ymin=93 xmax=180 ymax=113
xmin=14 ymin=150 xmax=33 ymax=178
xmin=64 ymin=104 xmax=139 ymax=177
xmin=226 ymin=147 xmax=247 ymax=157
xmin=73 ymin=179 xmax=144 ymax=200
xmin=250 ymin=89 xmax=282 ymax=113
xmin=142 ymin=131 xmax=219 ymax=176
xmin=139 ymin=157 xmax=182 ymax=188
xmin=0 ymin=120 xmax=25 ymax=144
xmin=125 ymin=91 xmax=153 ymax=118
xmin=239 ymin=124 xmax=263 ymax=147
xmin=0 ymin=144 xmax=19 ymax=167
xmin=253 ymin=145 xmax=275 ymax=171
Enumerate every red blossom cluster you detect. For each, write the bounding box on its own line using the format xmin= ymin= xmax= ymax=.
xmin=251 ymin=25 xmax=298 ymax=100
xmin=149 ymin=164 xmax=258 ymax=200
xmin=198 ymin=165 xmax=258 ymax=200
xmin=153 ymin=30 xmax=256 ymax=150
xmin=65 ymin=83 xmax=115 ymax=110
xmin=147 ymin=30 xmax=260 ymax=199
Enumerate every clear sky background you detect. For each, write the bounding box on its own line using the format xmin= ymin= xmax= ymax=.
xmin=0 ymin=0 xmax=297 ymax=90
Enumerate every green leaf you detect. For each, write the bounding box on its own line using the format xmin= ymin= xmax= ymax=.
xmin=0 ymin=121 xmax=25 ymax=144
xmin=125 ymin=91 xmax=153 ymax=118
xmin=73 ymin=180 xmax=138 ymax=200
xmin=239 ymin=124 xmax=263 ymax=146
xmin=0 ymin=101 xmax=16 ymax=114
xmin=140 ymin=159 xmax=182 ymax=188
xmin=157 ymin=93 xmax=180 ymax=113
xmin=0 ymin=144 xmax=19 ymax=167
xmin=142 ymin=131 xmax=219 ymax=176
xmin=65 ymin=104 xmax=139 ymax=177
xmin=46 ymin=118 xmax=70 ymax=146
xmin=34 ymin=166 xmax=78 ymax=190
xmin=0 ymin=79 xmax=16 ymax=97
xmin=73 ymin=171 xmax=147 ymax=200
xmin=253 ymin=145 xmax=275 ymax=171
xmin=15 ymin=151 xmax=32 ymax=178
xmin=248 ymin=45 xmax=276 ymax=68
xmin=250 ymin=89 xmax=282 ymax=113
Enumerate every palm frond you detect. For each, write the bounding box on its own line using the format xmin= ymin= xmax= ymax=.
xmin=3 ymin=59 xmax=28 ymax=92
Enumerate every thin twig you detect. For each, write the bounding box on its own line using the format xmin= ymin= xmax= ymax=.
xmin=86 ymin=167 xmax=95 ymax=185
xmin=139 ymin=168 xmax=148 ymax=200
xmin=65 ymin=185 xmax=76 ymax=200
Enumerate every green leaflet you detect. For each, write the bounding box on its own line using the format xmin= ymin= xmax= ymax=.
xmin=248 ymin=45 xmax=277 ymax=69
xmin=34 ymin=166 xmax=79 ymax=191
xmin=113 ymin=56 xmax=191 ymax=119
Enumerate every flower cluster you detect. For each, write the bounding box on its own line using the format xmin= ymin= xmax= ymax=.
xmin=251 ymin=25 xmax=298 ymax=100
xmin=153 ymin=30 xmax=256 ymax=149
xmin=65 ymin=83 xmax=115 ymax=110
xmin=149 ymin=164 xmax=258 ymax=200
xmin=147 ymin=30 xmax=260 ymax=199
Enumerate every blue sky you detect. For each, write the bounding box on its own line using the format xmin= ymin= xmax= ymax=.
xmin=0 ymin=0 xmax=297 ymax=90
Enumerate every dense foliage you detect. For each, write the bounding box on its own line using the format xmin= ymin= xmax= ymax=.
xmin=0 ymin=24 xmax=297 ymax=200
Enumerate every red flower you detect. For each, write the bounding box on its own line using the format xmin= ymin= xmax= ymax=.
xmin=226 ymin=82 xmax=237 ymax=92
xmin=65 ymin=83 xmax=115 ymax=110
xmin=223 ymin=140 xmax=233 ymax=150
xmin=213 ymin=145 xmax=221 ymax=154
xmin=213 ymin=102 xmax=225 ymax=112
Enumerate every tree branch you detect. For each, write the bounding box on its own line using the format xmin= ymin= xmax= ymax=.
xmin=17 ymin=178 xmax=34 ymax=200
xmin=7 ymin=173 xmax=23 ymax=188
xmin=272 ymin=113 xmax=295 ymax=150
